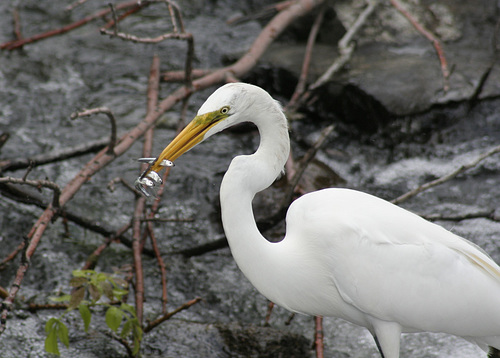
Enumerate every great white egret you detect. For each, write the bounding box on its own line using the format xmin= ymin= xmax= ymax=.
xmin=136 ymin=83 xmax=500 ymax=358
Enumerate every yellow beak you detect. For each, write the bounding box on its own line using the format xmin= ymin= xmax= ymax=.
xmin=147 ymin=111 xmax=225 ymax=174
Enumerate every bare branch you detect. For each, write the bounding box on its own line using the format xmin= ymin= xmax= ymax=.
xmin=141 ymin=217 xmax=193 ymax=223
xmin=143 ymin=297 xmax=202 ymax=333
xmin=12 ymin=8 xmax=22 ymax=41
xmin=65 ymin=0 xmax=91 ymax=12
xmin=131 ymin=55 xmax=162 ymax=325
xmin=0 ymin=133 xmax=10 ymax=151
xmin=288 ymin=5 xmax=326 ymax=108
xmin=1 ymin=0 xmax=144 ymax=50
xmin=146 ymin=224 xmax=168 ymax=314
xmin=71 ymin=107 xmax=117 ymax=156
xmin=421 ymin=210 xmax=499 ymax=223
xmin=81 ymin=224 xmax=131 ymax=270
xmin=0 ymin=177 xmax=61 ymax=209
xmin=283 ymin=125 xmax=335 ymax=203
xmin=390 ymin=0 xmax=450 ymax=92
xmin=227 ymin=1 xmax=294 ymax=25
xmin=107 ymin=177 xmax=137 ymax=194
xmin=0 ymin=240 xmax=25 ymax=271
xmin=0 ymin=137 xmax=108 ymax=172
xmin=100 ymin=28 xmax=193 ymax=43
xmin=162 ymin=68 xmax=214 ymax=83
xmin=391 ymin=145 xmax=500 ymax=205
xmin=309 ymin=0 xmax=378 ymax=91
xmin=101 ymin=330 xmax=134 ymax=357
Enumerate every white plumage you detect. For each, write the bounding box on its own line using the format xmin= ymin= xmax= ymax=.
xmin=138 ymin=83 xmax=500 ymax=358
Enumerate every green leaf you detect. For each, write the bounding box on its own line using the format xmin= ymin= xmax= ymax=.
xmin=112 ymin=288 xmax=128 ymax=301
xmin=68 ymin=286 xmax=85 ymax=310
xmin=133 ymin=320 xmax=143 ymax=342
xmin=49 ymin=294 xmax=72 ymax=303
xmin=56 ymin=321 xmax=70 ymax=348
xmin=132 ymin=337 xmax=141 ymax=356
xmin=119 ymin=303 xmax=136 ymax=318
xmin=132 ymin=321 xmax=143 ymax=356
xmin=105 ymin=306 xmax=123 ymax=333
xmin=45 ymin=328 xmax=60 ymax=355
xmin=120 ymin=319 xmax=133 ymax=339
xmin=78 ymin=304 xmax=92 ymax=333
xmin=96 ymin=273 xmax=108 ymax=283
xmin=88 ymin=283 xmax=101 ymax=302
xmin=111 ymin=277 xmax=128 ymax=288
xmin=101 ymin=281 xmax=114 ymax=301
xmin=69 ymin=276 xmax=88 ymax=287
xmin=45 ymin=317 xmax=59 ymax=333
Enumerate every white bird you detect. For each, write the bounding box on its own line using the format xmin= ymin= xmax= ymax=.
xmin=136 ymin=83 xmax=500 ymax=358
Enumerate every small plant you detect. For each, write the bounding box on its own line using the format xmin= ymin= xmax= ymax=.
xmin=44 ymin=269 xmax=142 ymax=356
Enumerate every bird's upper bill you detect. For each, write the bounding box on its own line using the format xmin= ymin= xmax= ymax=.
xmin=135 ymin=109 xmax=229 ymax=197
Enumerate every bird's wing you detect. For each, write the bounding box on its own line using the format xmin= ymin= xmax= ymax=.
xmin=286 ymin=188 xmax=500 ymax=336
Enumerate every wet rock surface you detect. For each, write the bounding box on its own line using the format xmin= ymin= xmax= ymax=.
xmin=0 ymin=0 xmax=499 ymax=357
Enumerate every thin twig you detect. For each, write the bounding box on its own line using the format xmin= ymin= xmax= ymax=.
xmin=0 ymin=286 xmax=8 ymax=299
xmin=144 ymin=297 xmax=202 ymax=333
xmin=283 ymin=125 xmax=335 ymax=203
xmin=107 ymin=177 xmax=137 ymax=194
xmin=65 ymin=0 xmax=91 ymax=12
xmin=141 ymin=217 xmax=193 ymax=222
xmin=0 ymin=240 xmax=26 ymax=271
xmin=131 ymin=55 xmax=162 ymax=325
xmin=467 ymin=18 xmax=500 ymax=111
xmin=109 ymin=3 xmax=119 ymax=36
xmin=391 ymin=144 xmax=500 ymax=205
xmin=1 ymin=0 xmax=143 ymax=50
xmin=100 ymin=29 xmax=192 ymax=43
xmin=147 ymin=224 xmax=168 ymax=314
xmin=287 ymin=5 xmax=326 ymax=108
xmin=0 ymin=137 xmax=109 ymax=172
xmin=130 ymin=54 xmax=164 ymax=328
xmin=0 ymin=183 xmax=154 ymax=258
xmin=27 ymin=303 xmax=69 ymax=311
xmin=81 ymin=223 xmax=131 ymax=270
xmin=101 ymin=330 xmax=134 ymax=357
xmin=309 ymin=0 xmax=378 ymax=91
xmin=161 ymin=68 xmax=214 ymax=83
xmin=132 ymin=196 xmax=146 ymax=325
xmin=99 ymin=0 xmax=192 ymax=47
xmin=12 ymin=8 xmax=23 ymax=41
xmin=71 ymin=107 xmax=117 ymax=156
xmin=227 ymin=1 xmax=294 ymax=25
xmin=0 ymin=133 xmax=10 ymax=151
xmin=0 ymin=177 xmax=61 ymax=209
xmin=390 ymin=0 xmax=450 ymax=92
xmin=421 ymin=210 xmax=499 ymax=223
xmin=101 ymin=3 xmax=147 ymax=30
xmin=21 ymin=162 xmax=34 ymax=181
xmin=264 ymin=301 xmax=274 ymax=326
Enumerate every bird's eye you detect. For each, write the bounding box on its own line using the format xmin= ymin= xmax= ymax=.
xmin=220 ymin=106 xmax=230 ymax=115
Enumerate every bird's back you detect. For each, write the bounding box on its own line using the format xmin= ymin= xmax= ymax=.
xmin=284 ymin=188 xmax=500 ymax=340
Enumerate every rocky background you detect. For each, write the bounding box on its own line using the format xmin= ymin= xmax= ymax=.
xmin=0 ymin=0 xmax=499 ymax=357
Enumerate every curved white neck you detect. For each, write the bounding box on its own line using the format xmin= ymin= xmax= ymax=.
xmin=219 ymin=110 xmax=289 ymax=301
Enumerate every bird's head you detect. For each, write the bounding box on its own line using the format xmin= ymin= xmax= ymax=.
xmin=135 ymin=82 xmax=266 ymax=196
